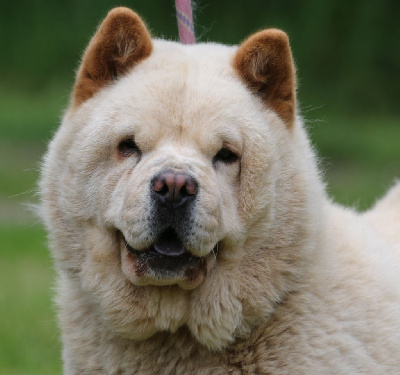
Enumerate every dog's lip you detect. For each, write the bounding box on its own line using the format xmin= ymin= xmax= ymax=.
xmin=123 ymin=229 xmax=189 ymax=258
xmin=118 ymin=229 xmax=218 ymax=288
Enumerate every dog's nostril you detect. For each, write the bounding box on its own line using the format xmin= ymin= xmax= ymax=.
xmin=152 ymin=179 xmax=169 ymax=196
xmin=180 ymin=176 xmax=197 ymax=196
xmin=151 ymin=170 xmax=198 ymax=204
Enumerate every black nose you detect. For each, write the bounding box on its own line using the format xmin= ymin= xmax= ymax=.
xmin=151 ymin=170 xmax=198 ymax=205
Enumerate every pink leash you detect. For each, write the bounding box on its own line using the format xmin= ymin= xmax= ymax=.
xmin=175 ymin=0 xmax=195 ymax=44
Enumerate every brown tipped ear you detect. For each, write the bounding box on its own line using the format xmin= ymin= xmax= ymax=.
xmin=233 ymin=29 xmax=296 ymax=127
xmin=72 ymin=7 xmax=153 ymax=106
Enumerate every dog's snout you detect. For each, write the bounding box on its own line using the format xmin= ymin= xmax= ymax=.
xmin=151 ymin=170 xmax=198 ymax=205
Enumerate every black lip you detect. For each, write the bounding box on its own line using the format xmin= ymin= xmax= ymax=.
xmin=123 ymin=230 xmax=202 ymax=273
xmin=124 ymin=229 xmax=187 ymax=257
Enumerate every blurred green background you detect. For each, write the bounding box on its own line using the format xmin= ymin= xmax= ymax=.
xmin=1 ymin=0 xmax=399 ymax=373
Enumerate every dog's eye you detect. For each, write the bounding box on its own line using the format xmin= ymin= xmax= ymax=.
xmin=213 ymin=147 xmax=239 ymax=165
xmin=118 ymin=139 xmax=141 ymax=158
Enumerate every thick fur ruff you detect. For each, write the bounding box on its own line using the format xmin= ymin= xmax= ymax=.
xmin=40 ymin=7 xmax=400 ymax=374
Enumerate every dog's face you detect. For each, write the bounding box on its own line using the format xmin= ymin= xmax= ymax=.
xmin=76 ymin=49 xmax=250 ymax=289
xmin=41 ymin=8 xmax=321 ymax=349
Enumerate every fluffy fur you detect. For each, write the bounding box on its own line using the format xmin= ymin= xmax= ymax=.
xmin=40 ymin=7 xmax=400 ymax=374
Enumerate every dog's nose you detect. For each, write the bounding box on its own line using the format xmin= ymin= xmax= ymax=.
xmin=151 ymin=170 xmax=198 ymax=205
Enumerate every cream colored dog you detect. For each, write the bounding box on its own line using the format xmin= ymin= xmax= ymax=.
xmin=40 ymin=7 xmax=400 ymax=374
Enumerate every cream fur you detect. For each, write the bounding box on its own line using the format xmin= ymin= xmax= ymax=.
xmin=40 ymin=11 xmax=400 ymax=374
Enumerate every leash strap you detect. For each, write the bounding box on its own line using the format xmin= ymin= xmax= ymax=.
xmin=175 ymin=0 xmax=195 ymax=44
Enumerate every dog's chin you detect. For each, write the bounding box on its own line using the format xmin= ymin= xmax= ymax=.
xmin=118 ymin=230 xmax=213 ymax=290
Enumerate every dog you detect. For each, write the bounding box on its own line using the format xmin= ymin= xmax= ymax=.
xmin=39 ymin=7 xmax=400 ymax=374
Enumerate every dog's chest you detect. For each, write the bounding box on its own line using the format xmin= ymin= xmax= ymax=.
xmin=106 ymin=331 xmax=262 ymax=375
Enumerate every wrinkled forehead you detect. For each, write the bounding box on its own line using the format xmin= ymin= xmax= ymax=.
xmin=90 ymin=41 xmax=256 ymax=148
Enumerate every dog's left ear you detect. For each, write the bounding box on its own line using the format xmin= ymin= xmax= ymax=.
xmin=233 ymin=29 xmax=296 ymax=127
xmin=72 ymin=7 xmax=153 ymax=107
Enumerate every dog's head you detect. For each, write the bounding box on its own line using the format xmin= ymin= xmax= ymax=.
xmin=41 ymin=8 xmax=322 ymax=349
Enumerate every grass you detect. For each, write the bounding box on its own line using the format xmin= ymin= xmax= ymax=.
xmin=0 ymin=88 xmax=64 ymax=374
xmin=308 ymin=115 xmax=400 ymax=209
xmin=0 ymin=85 xmax=67 ymax=142
xmin=0 ymin=225 xmax=62 ymax=374
xmin=0 ymin=86 xmax=398 ymax=374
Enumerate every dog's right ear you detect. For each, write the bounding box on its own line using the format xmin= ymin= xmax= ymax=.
xmin=72 ymin=7 xmax=152 ymax=107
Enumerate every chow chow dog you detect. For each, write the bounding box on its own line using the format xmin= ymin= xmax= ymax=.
xmin=40 ymin=7 xmax=400 ymax=374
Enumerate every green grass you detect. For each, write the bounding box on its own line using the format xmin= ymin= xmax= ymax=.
xmin=0 ymin=85 xmax=68 ymax=142
xmin=0 ymin=87 xmax=398 ymax=374
xmin=0 ymin=88 xmax=64 ymax=374
xmin=308 ymin=115 xmax=400 ymax=209
xmin=0 ymin=225 xmax=62 ymax=375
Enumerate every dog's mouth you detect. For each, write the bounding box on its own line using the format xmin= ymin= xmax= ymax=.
xmin=118 ymin=229 xmax=212 ymax=289
xmin=124 ymin=228 xmax=202 ymax=272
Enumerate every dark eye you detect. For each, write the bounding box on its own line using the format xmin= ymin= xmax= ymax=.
xmin=213 ymin=147 xmax=239 ymax=165
xmin=118 ymin=139 xmax=141 ymax=158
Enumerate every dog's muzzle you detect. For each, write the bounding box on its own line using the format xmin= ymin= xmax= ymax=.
xmin=119 ymin=170 xmax=212 ymax=288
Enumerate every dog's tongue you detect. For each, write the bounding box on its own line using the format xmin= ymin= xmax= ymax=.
xmin=153 ymin=230 xmax=186 ymax=257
